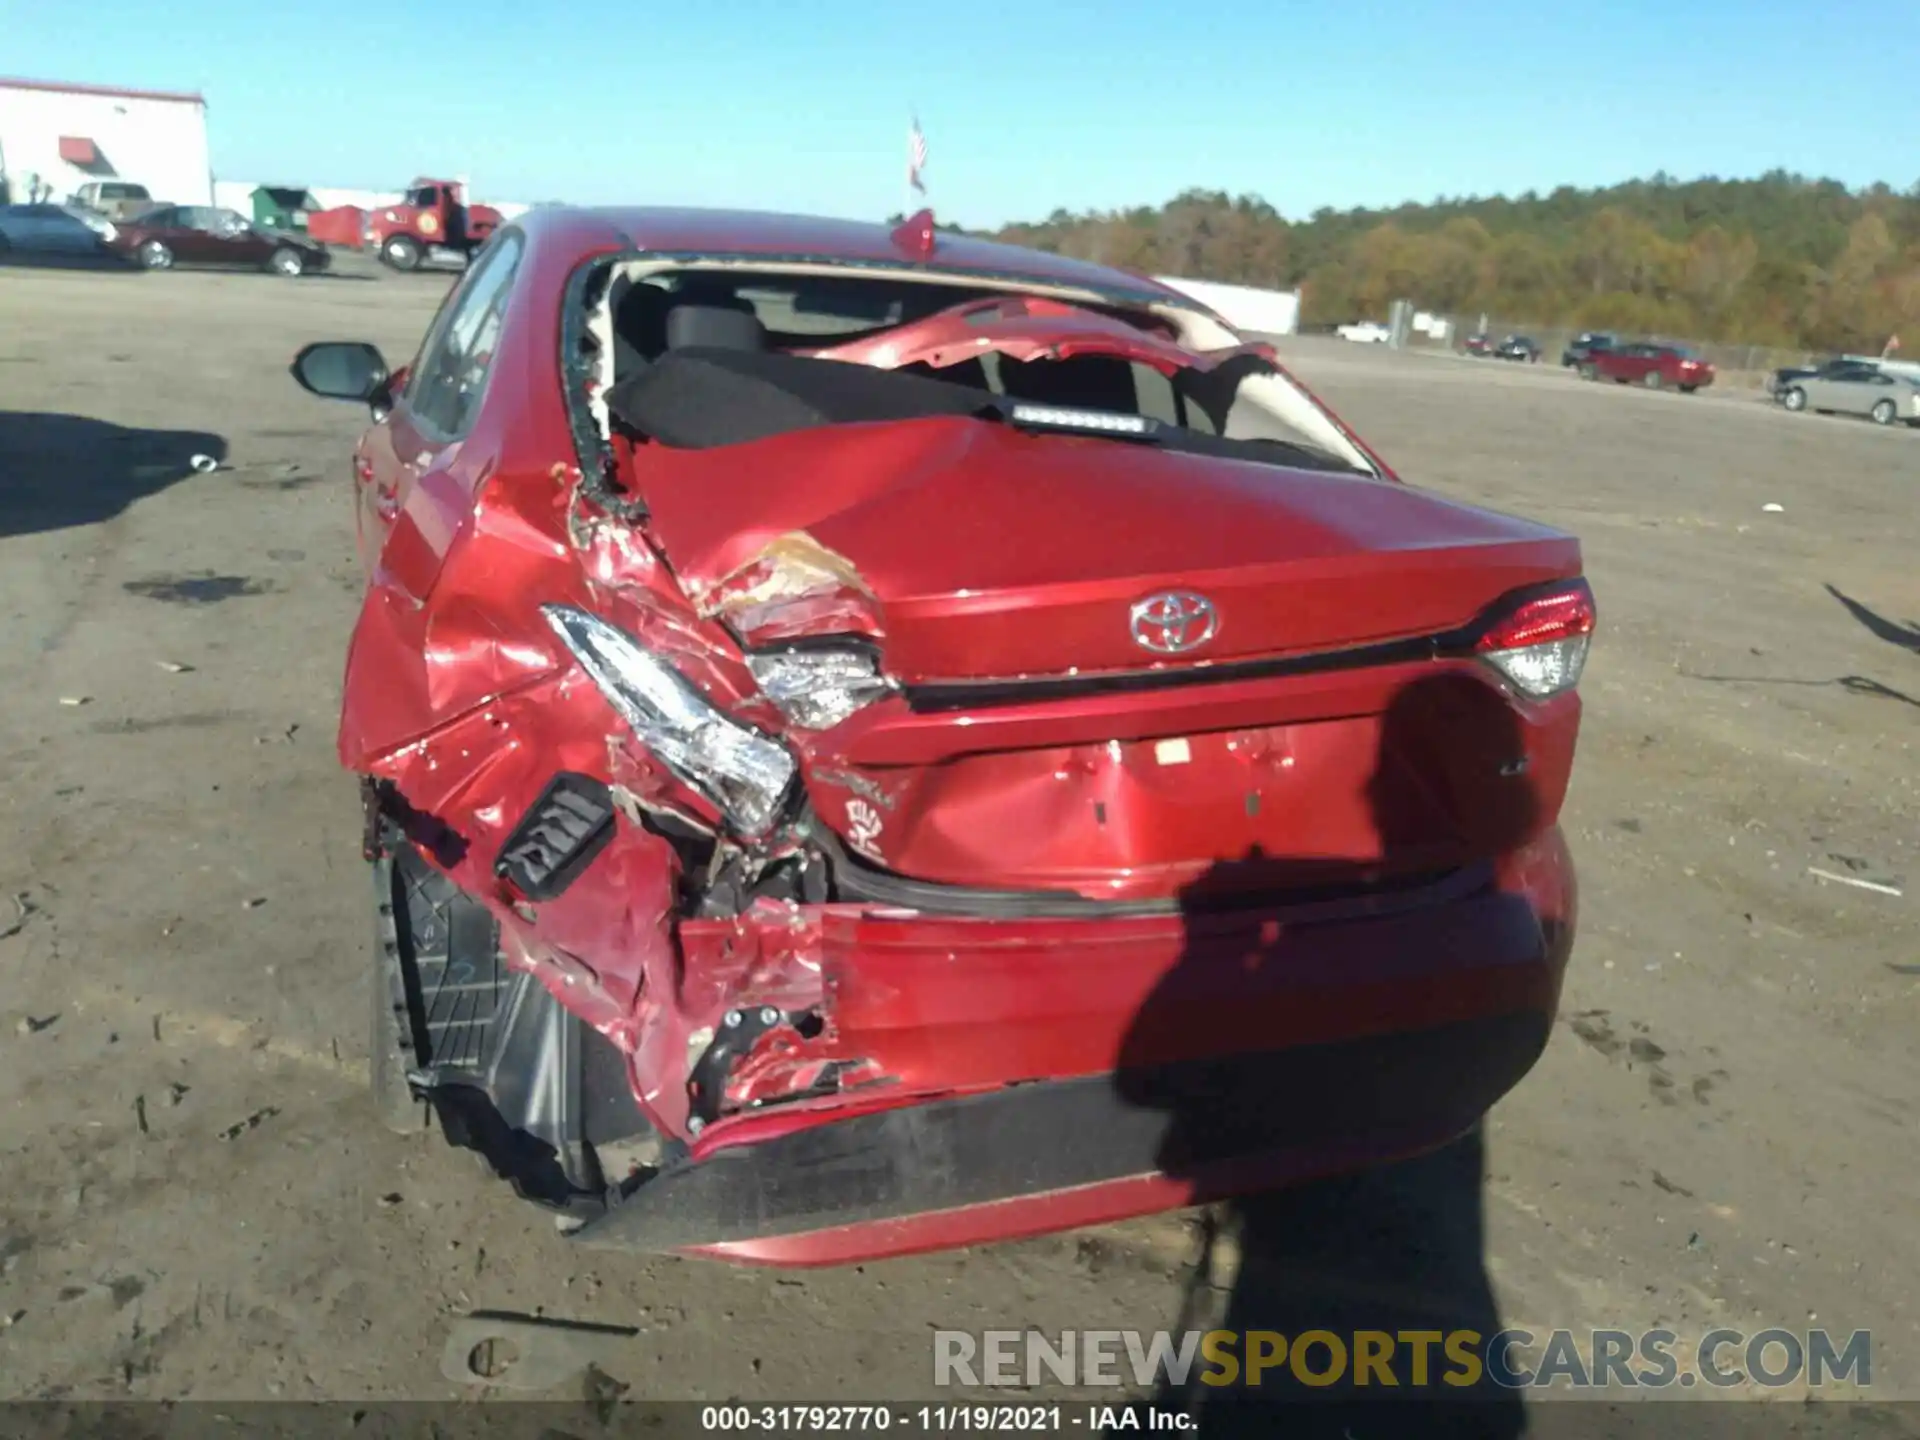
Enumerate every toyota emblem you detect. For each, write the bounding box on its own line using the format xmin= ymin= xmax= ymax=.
xmin=1129 ymin=591 xmax=1218 ymax=654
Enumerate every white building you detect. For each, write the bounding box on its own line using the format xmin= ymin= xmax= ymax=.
xmin=0 ymin=76 xmax=212 ymax=208
xmin=1154 ymin=276 xmax=1301 ymax=337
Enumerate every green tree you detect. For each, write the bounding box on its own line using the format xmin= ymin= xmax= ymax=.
xmin=978 ymin=170 xmax=1920 ymax=349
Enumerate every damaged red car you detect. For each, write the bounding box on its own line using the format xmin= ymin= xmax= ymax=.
xmin=290 ymin=207 xmax=1592 ymax=1267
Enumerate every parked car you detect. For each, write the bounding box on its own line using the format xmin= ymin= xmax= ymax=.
xmin=107 ymin=205 xmax=331 ymax=276
xmin=1774 ymin=359 xmax=1920 ymax=426
xmin=68 ymin=180 xmax=155 ymax=221
xmin=1582 ymin=341 xmax=1714 ymax=392
xmin=0 ymin=203 xmax=117 ymax=256
xmin=1761 ymin=354 xmax=1890 ymax=396
xmin=1336 ymin=320 xmax=1391 ymax=343
xmin=1494 ymin=334 xmax=1541 ymax=363
xmin=1560 ymin=332 xmax=1615 ymax=368
xmin=287 ymin=206 xmax=1592 ymax=1266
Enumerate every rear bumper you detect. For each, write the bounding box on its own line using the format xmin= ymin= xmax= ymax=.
xmin=571 ymin=1009 xmax=1552 ymax=1266
xmin=572 ymin=829 xmax=1576 ymax=1266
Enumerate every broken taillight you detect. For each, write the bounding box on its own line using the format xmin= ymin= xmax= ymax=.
xmin=542 ymin=605 xmax=798 ymax=838
xmin=747 ymin=645 xmax=894 ymax=731
xmin=1472 ymin=580 xmax=1595 ymax=698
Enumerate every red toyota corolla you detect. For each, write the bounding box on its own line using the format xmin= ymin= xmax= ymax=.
xmin=290 ymin=206 xmax=1591 ymax=1267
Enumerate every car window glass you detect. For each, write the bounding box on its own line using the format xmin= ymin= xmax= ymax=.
xmin=404 ymin=231 xmax=523 ymax=438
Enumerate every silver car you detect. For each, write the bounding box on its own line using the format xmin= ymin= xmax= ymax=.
xmin=0 ymin=203 xmax=117 ymax=255
xmin=1774 ymin=359 xmax=1920 ymax=427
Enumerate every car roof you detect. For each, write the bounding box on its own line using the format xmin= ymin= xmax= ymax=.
xmin=547 ymin=206 xmax=1193 ymax=308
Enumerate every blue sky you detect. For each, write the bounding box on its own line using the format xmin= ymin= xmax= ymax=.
xmin=4 ymin=0 xmax=1912 ymax=225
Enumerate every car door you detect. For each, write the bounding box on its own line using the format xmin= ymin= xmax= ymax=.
xmin=172 ymin=207 xmax=229 ymax=264
xmin=203 ymin=208 xmax=272 ymax=266
xmin=45 ymin=206 xmax=97 ymax=253
xmin=352 ymin=228 xmax=523 ymax=579
xmin=1807 ymin=362 xmax=1867 ymax=412
xmin=1823 ymin=365 xmax=1871 ymax=415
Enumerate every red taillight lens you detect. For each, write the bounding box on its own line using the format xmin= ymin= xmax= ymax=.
xmin=1472 ymin=580 xmax=1595 ymax=698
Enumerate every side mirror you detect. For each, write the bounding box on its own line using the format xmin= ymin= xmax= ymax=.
xmin=291 ymin=341 xmax=390 ymax=405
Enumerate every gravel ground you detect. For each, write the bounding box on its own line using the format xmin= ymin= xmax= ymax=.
xmin=0 ymin=262 xmax=1915 ymax=1429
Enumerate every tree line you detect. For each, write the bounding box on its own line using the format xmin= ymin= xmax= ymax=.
xmin=969 ymin=173 xmax=1920 ymax=352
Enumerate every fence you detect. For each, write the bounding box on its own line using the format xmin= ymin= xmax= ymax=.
xmin=1401 ymin=313 xmax=1827 ymax=388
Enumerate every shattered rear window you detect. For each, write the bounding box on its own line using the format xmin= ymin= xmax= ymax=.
xmin=631 ymin=272 xmax=1175 ymax=347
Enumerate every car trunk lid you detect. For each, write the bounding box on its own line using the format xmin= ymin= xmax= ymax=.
xmin=637 ymin=415 xmax=1581 ymax=684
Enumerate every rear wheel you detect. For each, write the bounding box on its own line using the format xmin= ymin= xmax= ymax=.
xmin=1782 ymin=386 xmax=1808 ymax=412
xmin=381 ymin=235 xmax=421 ymax=271
xmin=138 ymin=239 xmax=173 ymax=270
xmin=1679 ymin=384 xmax=1698 ymax=394
xmin=1579 ymin=363 xmax=1597 ymax=381
xmin=268 ymin=246 xmax=305 ymax=277
xmin=1871 ymin=399 xmax=1897 ymax=426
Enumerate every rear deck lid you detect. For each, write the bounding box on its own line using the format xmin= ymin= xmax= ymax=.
xmin=636 ymin=414 xmax=1580 ymax=684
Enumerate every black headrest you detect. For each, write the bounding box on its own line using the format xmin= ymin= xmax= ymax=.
xmin=665 ymin=302 xmax=768 ymax=352
xmin=610 ymin=281 xmax=677 ymax=370
xmin=605 ymin=348 xmax=993 ymax=449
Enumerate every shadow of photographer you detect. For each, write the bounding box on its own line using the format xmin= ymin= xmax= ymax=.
xmin=1109 ymin=669 xmax=1558 ymax=1437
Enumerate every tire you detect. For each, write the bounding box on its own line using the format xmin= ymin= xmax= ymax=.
xmin=1643 ymin=371 xmax=1663 ymax=389
xmin=1782 ymin=386 xmax=1808 ymax=412
xmin=1871 ymin=399 xmax=1896 ymax=426
xmin=1579 ymin=363 xmax=1597 ymax=381
xmin=1679 ymin=385 xmax=1698 ymax=394
xmin=138 ymin=239 xmax=173 ymax=270
xmin=381 ymin=235 xmax=421 ymax=271
xmin=268 ymin=246 xmax=304 ymax=277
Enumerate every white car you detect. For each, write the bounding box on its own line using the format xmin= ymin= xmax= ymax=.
xmin=1336 ymin=321 xmax=1391 ymax=344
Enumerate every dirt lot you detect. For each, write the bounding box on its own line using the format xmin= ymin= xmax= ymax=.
xmin=0 ymin=262 xmax=1915 ymax=1425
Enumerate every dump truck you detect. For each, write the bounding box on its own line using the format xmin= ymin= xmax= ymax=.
xmin=305 ymin=178 xmax=502 ymax=271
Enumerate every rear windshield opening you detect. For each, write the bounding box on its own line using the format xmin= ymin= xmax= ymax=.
xmin=594 ymin=265 xmax=1367 ymax=476
xmin=610 ymin=270 xmax=1180 ymax=357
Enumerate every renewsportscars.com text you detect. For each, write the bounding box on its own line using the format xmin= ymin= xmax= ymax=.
xmin=933 ymin=1328 xmax=1872 ymax=1391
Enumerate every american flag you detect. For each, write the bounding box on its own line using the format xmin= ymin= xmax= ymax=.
xmin=908 ymin=118 xmax=928 ymax=194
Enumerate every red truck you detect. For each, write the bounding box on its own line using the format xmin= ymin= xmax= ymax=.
xmin=1580 ymin=341 xmax=1715 ymax=393
xmin=305 ymin=178 xmax=503 ymax=271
